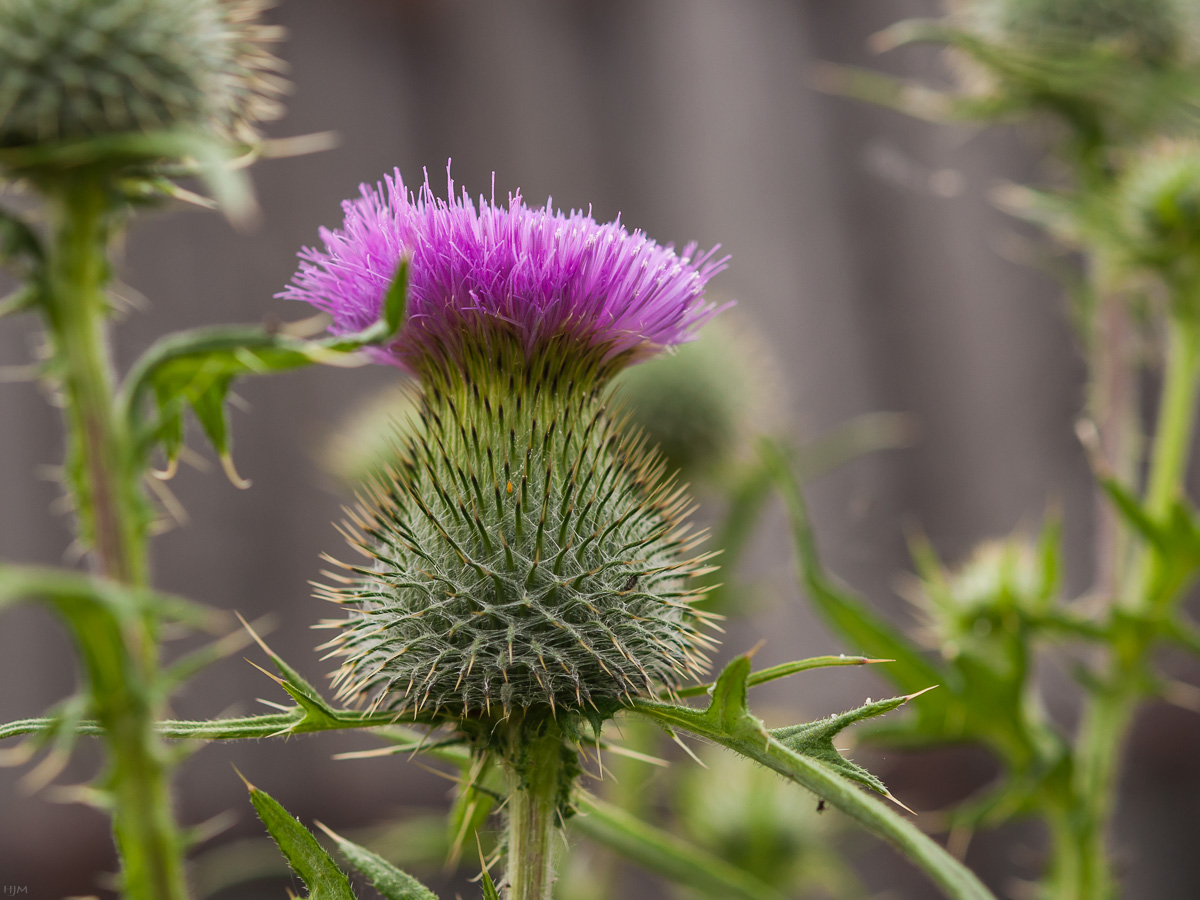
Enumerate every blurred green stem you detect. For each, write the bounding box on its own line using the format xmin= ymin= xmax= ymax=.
xmin=1073 ymin=315 xmax=1200 ymax=900
xmin=42 ymin=172 xmax=186 ymax=900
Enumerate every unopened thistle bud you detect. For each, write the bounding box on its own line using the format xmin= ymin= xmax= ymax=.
xmin=978 ymin=0 xmax=1194 ymax=65
xmin=613 ymin=318 xmax=778 ymax=484
xmin=284 ymin=169 xmax=727 ymax=727
xmin=0 ymin=0 xmax=285 ymax=151
xmin=1120 ymin=140 xmax=1200 ymax=261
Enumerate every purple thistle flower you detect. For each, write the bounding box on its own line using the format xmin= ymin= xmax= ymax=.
xmin=279 ymin=167 xmax=729 ymax=374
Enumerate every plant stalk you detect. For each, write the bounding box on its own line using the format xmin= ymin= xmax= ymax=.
xmin=1072 ymin=314 xmax=1200 ymax=899
xmin=42 ymin=171 xmax=187 ymax=900
xmin=503 ymin=716 xmax=567 ymax=900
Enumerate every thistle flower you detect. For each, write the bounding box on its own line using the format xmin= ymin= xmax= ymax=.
xmin=280 ymin=168 xmax=726 ymax=376
xmin=293 ymin=170 xmax=726 ymax=726
xmin=0 ymin=0 xmax=286 ymax=150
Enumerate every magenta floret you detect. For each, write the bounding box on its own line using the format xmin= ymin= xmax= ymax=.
xmin=279 ymin=167 xmax=728 ymax=372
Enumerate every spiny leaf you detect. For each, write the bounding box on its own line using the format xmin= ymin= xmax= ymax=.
xmin=625 ymin=659 xmax=993 ymax=900
xmin=703 ymin=654 xmax=766 ymax=740
xmin=479 ymin=865 xmax=501 ymax=900
xmin=675 ymin=654 xmax=889 ymax=699
xmin=317 ymin=822 xmax=439 ymax=900
xmin=243 ymin=775 xmax=356 ymax=900
xmin=237 ymin=613 xmax=342 ymax=731
xmin=772 ymin=688 xmax=936 ymax=794
xmin=762 ymin=439 xmax=948 ymax=696
xmin=118 ymin=272 xmax=410 ymax=479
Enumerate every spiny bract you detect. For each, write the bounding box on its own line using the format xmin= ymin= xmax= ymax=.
xmin=318 ymin=336 xmax=718 ymax=721
xmin=0 ymin=0 xmax=285 ymax=148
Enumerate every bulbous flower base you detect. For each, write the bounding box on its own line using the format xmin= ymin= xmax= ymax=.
xmin=318 ymin=334 xmax=717 ymax=725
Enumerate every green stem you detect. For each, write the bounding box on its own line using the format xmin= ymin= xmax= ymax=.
xmin=43 ymin=176 xmax=147 ymax=587
xmin=1071 ymin=316 xmax=1200 ymax=899
xmin=503 ymin=716 xmax=567 ymax=900
xmin=41 ymin=172 xmax=186 ymax=900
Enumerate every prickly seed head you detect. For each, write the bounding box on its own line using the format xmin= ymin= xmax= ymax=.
xmin=0 ymin=0 xmax=286 ymax=149
xmin=317 ymin=337 xmax=718 ymax=720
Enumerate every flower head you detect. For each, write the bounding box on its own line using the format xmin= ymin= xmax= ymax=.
xmin=280 ymin=167 xmax=728 ymax=377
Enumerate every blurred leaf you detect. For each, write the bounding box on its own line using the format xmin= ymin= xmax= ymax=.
xmin=0 ymin=283 xmax=39 ymax=319
xmin=571 ymin=793 xmax=787 ymax=900
xmin=762 ymin=439 xmax=947 ymax=696
xmin=448 ymin=755 xmax=499 ymax=867
xmin=245 ymin=779 xmax=356 ymax=900
xmin=318 ymin=823 xmax=439 ymax=900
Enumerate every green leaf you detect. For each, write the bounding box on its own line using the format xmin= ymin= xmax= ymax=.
xmin=382 ymin=260 xmax=409 ymax=336
xmin=771 ymin=690 xmax=934 ymax=794
xmin=626 ymin=657 xmax=995 ymax=900
xmin=675 ymin=654 xmax=888 ymax=699
xmin=479 ymin=866 xmax=501 ymax=900
xmin=447 ymin=755 xmax=500 ymax=866
xmin=244 ymin=777 xmax=356 ymax=900
xmin=762 ymin=439 xmax=947 ymax=696
xmin=318 ymin=823 xmax=439 ymax=900
xmin=0 ymin=206 xmax=45 ymax=271
xmin=0 ymin=284 xmax=39 ymax=319
xmin=117 ymin=269 xmax=410 ymax=477
xmin=572 ymin=793 xmax=787 ymax=900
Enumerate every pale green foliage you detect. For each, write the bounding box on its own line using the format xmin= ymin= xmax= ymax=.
xmin=320 ymin=336 xmax=717 ymax=721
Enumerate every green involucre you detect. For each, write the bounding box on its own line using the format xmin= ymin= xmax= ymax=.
xmin=0 ymin=0 xmax=285 ymax=149
xmin=318 ymin=337 xmax=718 ymax=722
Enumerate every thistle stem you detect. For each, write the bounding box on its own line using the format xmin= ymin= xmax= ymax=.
xmin=42 ymin=172 xmax=186 ymax=900
xmin=1071 ymin=313 xmax=1200 ymax=900
xmin=503 ymin=716 xmax=567 ymax=900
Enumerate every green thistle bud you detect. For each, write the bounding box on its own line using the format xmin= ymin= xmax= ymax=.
xmin=907 ymin=535 xmax=1050 ymax=680
xmin=979 ymin=0 xmax=1194 ymax=64
xmin=612 ymin=318 xmax=778 ymax=485
xmin=1119 ymin=140 xmax=1200 ymax=262
xmin=318 ymin=337 xmax=717 ymax=725
xmin=0 ymin=0 xmax=285 ymax=150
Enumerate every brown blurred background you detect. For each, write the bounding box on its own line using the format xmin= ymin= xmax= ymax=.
xmin=2 ymin=1 xmax=1199 ymax=897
